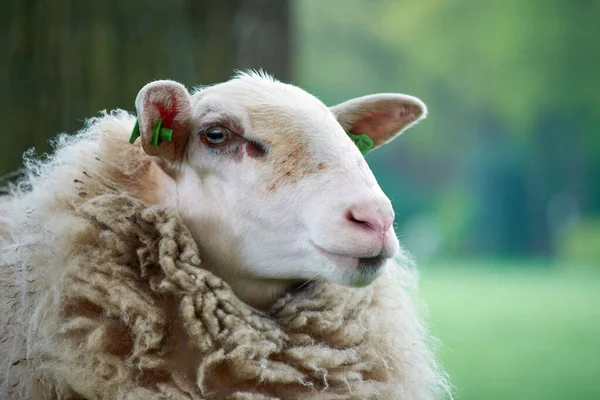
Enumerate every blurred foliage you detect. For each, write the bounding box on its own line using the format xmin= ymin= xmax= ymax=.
xmin=295 ymin=0 xmax=600 ymax=263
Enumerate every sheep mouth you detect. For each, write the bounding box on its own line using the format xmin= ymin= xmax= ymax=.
xmin=357 ymin=256 xmax=386 ymax=273
xmin=311 ymin=242 xmax=386 ymax=266
xmin=344 ymin=256 xmax=386 ymax=288
xmin=307 ymin=242 xmax=387 ymax=288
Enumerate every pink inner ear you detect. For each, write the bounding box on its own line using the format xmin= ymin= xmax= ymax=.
xmin=150 ymin=97 xmax=182 ymax=132
xmin=349 ymin=106 xmax=419 ymax=145
xmin=350 ymin=111 xmax=397 ymax=137
xmin=140 ymin=90 xmax=190 ymax=160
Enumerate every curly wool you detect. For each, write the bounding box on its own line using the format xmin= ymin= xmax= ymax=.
xmin=0 ymin=111 xmax=450 ymax=399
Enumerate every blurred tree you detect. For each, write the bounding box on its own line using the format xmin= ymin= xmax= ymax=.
xmin=0 ymin=0 xmax=291 ymax=177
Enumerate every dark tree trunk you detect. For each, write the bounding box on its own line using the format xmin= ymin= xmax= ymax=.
xmin=0 ymin=0 xmax=291 ymax=177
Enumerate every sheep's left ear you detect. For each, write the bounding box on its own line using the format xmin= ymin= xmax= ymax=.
xmin=330 ymin=94 xmax=427 ymax=149
xmin=134 ymin=80 xmax=192 ymax=162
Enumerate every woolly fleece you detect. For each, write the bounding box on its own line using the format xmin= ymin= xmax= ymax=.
xmin=0 ymin=111 xmax=450 ymax=399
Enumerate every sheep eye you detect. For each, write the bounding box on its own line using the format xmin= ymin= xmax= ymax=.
xmin=204 ymin=126 xmax=230 ymax=144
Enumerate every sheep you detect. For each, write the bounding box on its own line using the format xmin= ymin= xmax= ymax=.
xmin=0 ymin=71 xmax=450 ymax=399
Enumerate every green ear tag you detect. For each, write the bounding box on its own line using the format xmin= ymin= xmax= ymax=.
xmin=150 ymin=118 xmax=174 ymax=146
xmin=129 ymin=119 xmax=141 ymax=144
xmin=129 ymin=118 xmax=174 ymax=146
xmin=347 ymin=132 xmax=374 ymax=156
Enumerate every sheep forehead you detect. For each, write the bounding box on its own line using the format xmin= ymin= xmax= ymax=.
xmin=195 ymin=74 xmax=333 ymax=119
xmin=191 ymin=74 xmax=350 ymax=159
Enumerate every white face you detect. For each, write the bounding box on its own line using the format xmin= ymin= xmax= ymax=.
xmin=138 ymin=73 xmax=426 ymax=307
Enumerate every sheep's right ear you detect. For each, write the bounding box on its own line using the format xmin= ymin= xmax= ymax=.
xmin=331 ymin=94 xmax=426 ymax=151
xmin=134 ymin=80 xmax=192 ymax=162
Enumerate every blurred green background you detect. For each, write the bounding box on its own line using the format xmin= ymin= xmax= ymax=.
xmin=1 ymin=1 xmax=599 ymax=399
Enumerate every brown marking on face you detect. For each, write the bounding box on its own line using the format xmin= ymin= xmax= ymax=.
xmin=229 ymin=139 xmax=267 ymax=163
xmin=232 ymin=140 xmax=244 ymax=163
xmin=262 ymin=133 xmax=331 ymax=191
xmin=263 ymin=133 xmax=307 ymax=191
xmin=244 ymin=140 xmax=267 ymax=159
xmin=244 ymin=107 xmax=333 ymax=191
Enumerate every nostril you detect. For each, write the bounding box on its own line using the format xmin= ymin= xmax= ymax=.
xmin=347 ymin=211 xmax=374 ymax=230
xmin=346 ymin=208 xmax=392 ymax=235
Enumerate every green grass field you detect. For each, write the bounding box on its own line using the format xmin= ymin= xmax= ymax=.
xmin=419 ymin=262 xmax=600 ymax=400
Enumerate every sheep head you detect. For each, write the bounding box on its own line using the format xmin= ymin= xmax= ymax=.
xmin=134 ymin=71 xmax=426 ymax=308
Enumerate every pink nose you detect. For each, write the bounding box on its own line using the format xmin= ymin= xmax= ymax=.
xmin=346 ymin=207 xmax=394 ymax=236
